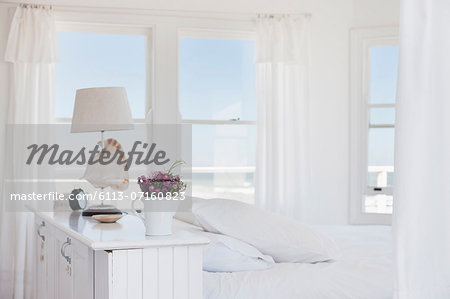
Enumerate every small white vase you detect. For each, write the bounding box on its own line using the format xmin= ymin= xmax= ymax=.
xmin=131 ymin=198 xmax=178 ymax=236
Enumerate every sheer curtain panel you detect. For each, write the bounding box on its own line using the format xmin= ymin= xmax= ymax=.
xmin=394 ymin=0 xmax=450 ymax=297
xmin=0 ymin=5 xmax=58 ymax=299
xmin=254 ymin=15 xmax=311 ymax=219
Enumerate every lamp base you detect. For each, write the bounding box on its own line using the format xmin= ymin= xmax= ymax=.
xmin=82 ymin=204 xmax=122 ymax=216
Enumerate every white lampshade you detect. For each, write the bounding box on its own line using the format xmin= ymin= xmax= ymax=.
xmin=71 ymin=87 xmax=134 ymax=133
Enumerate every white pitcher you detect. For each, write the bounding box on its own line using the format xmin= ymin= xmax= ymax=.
xmin=131 ymin=199 xmax=178 ymax=236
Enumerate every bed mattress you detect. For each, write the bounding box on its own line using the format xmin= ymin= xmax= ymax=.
xmin=203 ymin=225 xmax=392 ymax=299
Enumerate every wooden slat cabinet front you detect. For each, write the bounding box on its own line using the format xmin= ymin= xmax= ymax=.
xmin=94 ymin=246 xmax=203 ymax=299
xmin=34 ymin=213 xmax=206 ymax=299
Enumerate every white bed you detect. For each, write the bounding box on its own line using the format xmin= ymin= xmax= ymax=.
xmin=202 ymin=225 xmax=392 ymax=299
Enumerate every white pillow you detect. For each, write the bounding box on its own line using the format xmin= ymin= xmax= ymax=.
xmin=174 ymin=211 xmax=198 ymax=225
xmin=174 ymin=196 xmax=203 ymax=226
xmin=173 ymin=219 xmax=274 ymax=272
xmin=202 ymin=231 xmax=274 ymax=272
xmin=192 ymin=199 xmax=340 ymax=263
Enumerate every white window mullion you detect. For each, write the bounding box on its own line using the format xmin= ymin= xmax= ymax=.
xmin=369 ymin=124 xmax=395 ymax=129
xmin=181 ymin=120 xmax=256 ymax=125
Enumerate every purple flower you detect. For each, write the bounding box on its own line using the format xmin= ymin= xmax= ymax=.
xmin=138 ymin=164 xmax=186 ymax=195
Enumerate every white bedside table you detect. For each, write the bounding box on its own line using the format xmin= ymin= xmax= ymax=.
xmin=33 ymin=211 xmax=208 ymax=299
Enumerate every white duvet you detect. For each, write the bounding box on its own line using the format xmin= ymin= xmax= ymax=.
xmin=203 ymin=225 xmax=392 ymax=299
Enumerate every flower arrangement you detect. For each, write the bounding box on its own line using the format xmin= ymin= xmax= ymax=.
xmin=137 ymin=161 xmax=187 ymax=197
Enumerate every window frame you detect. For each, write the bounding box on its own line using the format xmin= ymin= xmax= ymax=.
xmin=54 ymin=22 xmax=153 ymax=124
xmin=177 ymin=28 xmax=257 ymax=201
xmin=349 ymin=26 xmax=398 ymax=225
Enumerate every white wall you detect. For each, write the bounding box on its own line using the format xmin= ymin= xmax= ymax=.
xmin=352 ymin=0 xmax=400 ymax=27
xmin=0 ymin=0 xmax=399 ymax=224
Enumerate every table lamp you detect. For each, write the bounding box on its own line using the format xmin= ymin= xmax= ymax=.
xmin=71 ymin=87 xmax=134 ymax=216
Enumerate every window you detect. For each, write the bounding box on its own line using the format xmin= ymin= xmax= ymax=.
xmin=350 ymin=27 xmax=399 ymax=224
xmin=178 ymin=30 xmax=256 ymax=204
xmin=55 ymin=26 xmax=149 ymax=121
xmin=52 ymin=25 xmax=151 ymax=209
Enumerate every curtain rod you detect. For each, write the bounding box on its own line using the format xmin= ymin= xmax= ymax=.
xmin=19 ymin=3 xmax=52 ymax=9
xmin=0 ymin=2 xmax=311 ymax=21
xmin=257 ymin=13 xmax=312 ymax=18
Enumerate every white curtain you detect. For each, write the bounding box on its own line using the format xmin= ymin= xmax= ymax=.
xmin=0 ymin=6 xmax=58 ymax=299
xmin=394 ymin=0 xmax=450 ymax=298
xmin=254 ymin=15 xmax=310 ymax=219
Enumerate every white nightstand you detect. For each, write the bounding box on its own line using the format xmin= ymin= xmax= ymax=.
xmin=33 ymin=211 xmax=208 ymax=299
